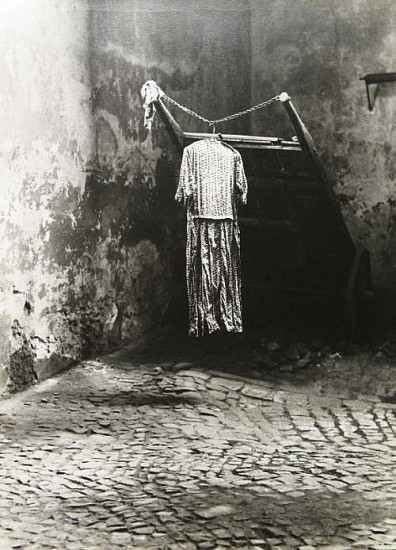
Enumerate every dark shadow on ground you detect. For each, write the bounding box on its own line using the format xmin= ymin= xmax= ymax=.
xmin=106 ymin=314 xmax=396 ymax=402
xmin=87 ymin=390 xmax=201 ymax=407
xmin=55 ymin=468 xmax=396 ymax=547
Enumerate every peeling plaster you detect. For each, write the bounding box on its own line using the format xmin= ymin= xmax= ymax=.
xmin=0 ymin=0 xmax=182 ymax=394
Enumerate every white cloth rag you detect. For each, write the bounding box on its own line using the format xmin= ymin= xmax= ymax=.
xmin=140 ymin=80 xmax=164 ymax=131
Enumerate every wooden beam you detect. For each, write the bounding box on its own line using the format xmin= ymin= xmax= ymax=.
xmin=183 ymin=132 xmax=302 ymax=151
xmin=154 ymin=98 xmax=184 ymax=151
xmin=280 ymin=93 xmax=355 ymax=255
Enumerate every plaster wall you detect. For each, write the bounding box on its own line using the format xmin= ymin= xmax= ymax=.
xmin=83 ymin=0 xmax=253 ymax=332
xmin=0 ymin=0 xmax=171 ymax=393
xmin=0 ymin=0 xmax=94 ymax=391
xmin=0 ymin=0 xmax=254 ymax=393
xmin=250 ymin=0 xmax=396 ymax=298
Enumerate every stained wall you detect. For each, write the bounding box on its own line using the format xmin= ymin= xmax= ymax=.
xmin=0 ymin=0 xmax=253 ymax=393
xmin=250 ymin=0 xmax=396 ymax=302
xmin=0 ymin=0 xmax=93 ymax=392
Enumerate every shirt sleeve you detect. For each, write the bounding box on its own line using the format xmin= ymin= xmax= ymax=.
xmin=175 ymin=147 xmax=193 ymax=206
xmin=235 ymin=152 xmax=248 ymax=205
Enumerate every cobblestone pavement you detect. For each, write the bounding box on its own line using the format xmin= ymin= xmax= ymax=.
xmin=0 ymin=343 xmax=395 ymax=549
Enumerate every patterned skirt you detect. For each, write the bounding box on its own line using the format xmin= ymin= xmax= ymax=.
xmin=185 ymin=217 xmax=243 ymax=337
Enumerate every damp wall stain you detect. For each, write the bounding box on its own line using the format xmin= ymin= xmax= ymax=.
xmin=0 ymin=0 xmax=249 ymax=393
xmin=0 ymin=0 xmax=94 ymax=393
xmin=0 ymin=0 xmax=183 ymax=393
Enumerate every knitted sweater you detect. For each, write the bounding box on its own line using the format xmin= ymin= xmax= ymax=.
xmin=175 ymin=139 xmax=247 ymax=220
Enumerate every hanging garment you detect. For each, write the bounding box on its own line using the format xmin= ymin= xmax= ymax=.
xmin=176 ymin=138 xmax=248 ymax=337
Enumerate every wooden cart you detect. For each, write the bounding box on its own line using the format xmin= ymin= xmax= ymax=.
xmin=154 ymin=93 xmax=374 ymax=338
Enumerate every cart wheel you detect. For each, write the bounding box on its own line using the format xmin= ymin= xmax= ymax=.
xmin=345 ymin=247 xmax=374 ymax=340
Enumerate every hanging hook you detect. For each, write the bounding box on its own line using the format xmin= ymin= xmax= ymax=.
xmin=209 ymin=122 xmax=216 ymax=140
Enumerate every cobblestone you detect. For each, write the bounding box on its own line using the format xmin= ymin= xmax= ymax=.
xmin=0 ymin=347 xmax=395 ymax=549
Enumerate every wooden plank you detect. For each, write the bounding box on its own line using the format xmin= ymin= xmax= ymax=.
xmin=239 ymin=217 xmax=291 ymax=229
xmin=360 ymin=72 xmax=396 ymax=84
xmin=280 ymin=94 xmax=355 ymax=256
xmin=243 ymin=283 xmax=335 ymax=297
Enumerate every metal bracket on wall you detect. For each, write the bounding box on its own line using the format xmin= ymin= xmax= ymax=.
xmin=360 ymin=72 xmax=396 ymax=111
